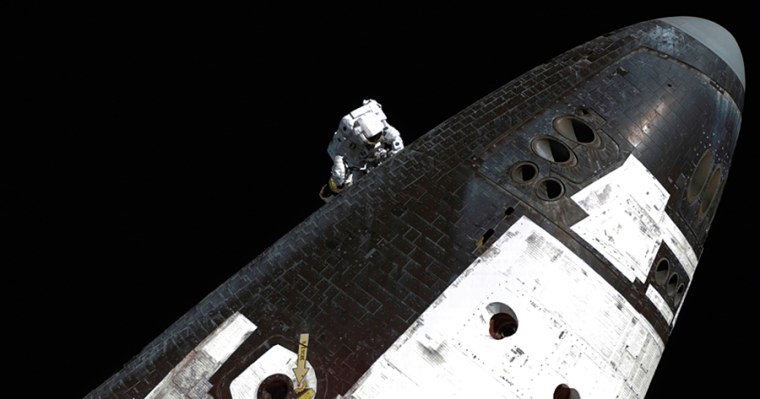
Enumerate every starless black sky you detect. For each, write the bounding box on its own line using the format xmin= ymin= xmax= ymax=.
xmin=22 ymin=5 xmax=754 ymax=398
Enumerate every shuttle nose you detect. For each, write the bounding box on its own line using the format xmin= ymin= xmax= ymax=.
xmin=659 ymin=17 xmax=745 ymax=89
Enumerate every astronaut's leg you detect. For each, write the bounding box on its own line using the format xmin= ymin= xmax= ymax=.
xmin=320 ymin=156 xmax=354 ymax=202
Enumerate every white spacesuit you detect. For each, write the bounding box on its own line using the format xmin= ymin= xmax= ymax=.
xmin=320 ymin=99 xmax=404 ymax=201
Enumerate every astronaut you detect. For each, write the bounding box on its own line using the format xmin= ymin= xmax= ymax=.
xmin=320 ymin=99 xmax=404 ymax=201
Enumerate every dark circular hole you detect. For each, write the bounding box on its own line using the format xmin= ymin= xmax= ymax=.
xmin=532 ymin=137 xmax=573 ymax=163
xmin=266 ymin=382 xmax=289 ymax=399
xmin=505 ymin=207 xmax=515 ymax=216
xmin=490 ymin=313 xmax=518 ymax=339
xmin=666 ymin=273 xmax=680 ymax=296
xmin=537 ymin=178 xmax=564 ymax=200
xmin=511 ymin=162 xmax=538 ymax=183
xmin=577 ymin=107 xmax=590 ymax=116
xmin=667 ymin=83 xmax=673 ymax=87
xmin=486 ymin=302 xmax=519 ymax=340
xmin=655 ymin=258 xmax=669 ymax=285
xmin=554 ymin=384 xmax=581 ymax=399
xmin=257 ymin=374 xmax=295 ymax=399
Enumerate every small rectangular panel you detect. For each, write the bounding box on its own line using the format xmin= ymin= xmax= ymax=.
xmin=645 ymin=284 xmax=674 ymax=323
xmin=202 ymin=313 xmax=258 ymax=363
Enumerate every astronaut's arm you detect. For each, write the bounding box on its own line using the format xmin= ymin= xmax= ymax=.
xmin=330 ymin=155 xmax=353 ymax=189
xmin=383 ymin=125 xmax=404 ymax=155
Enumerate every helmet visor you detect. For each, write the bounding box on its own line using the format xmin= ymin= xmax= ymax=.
xmin=366 ymin=132 xmax=382 ymax=144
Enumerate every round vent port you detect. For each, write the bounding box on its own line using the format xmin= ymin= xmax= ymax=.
xmin=554 ymin=384 xmax=581 ymax=399
xmin=511 ymin=162 xmax=539 ymax=183
xmin=486 ymin=302 xmax=519 ymax=340
xmin=536 ymin=178 xmax=565 ymax=201
xmin=655 ymin=258 xmax=670 ymax=285
xmin=257 ymin=374 xmax=295 ymax=399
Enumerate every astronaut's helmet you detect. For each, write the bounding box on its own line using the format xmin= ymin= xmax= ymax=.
xmin=356 ymin=116 xmax=385 ymax=145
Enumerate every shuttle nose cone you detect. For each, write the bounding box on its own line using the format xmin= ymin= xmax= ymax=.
xmin=659 ymin=16 xmax=745 ymax=89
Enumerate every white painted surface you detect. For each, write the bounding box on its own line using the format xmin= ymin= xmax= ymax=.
xmin=343 ymin=216 xmax=664 ymax=399
xmin=571 ymin=155 xmax=697 ymax=283
xmin=204 ymin=315 xmax=258 ymax=363
xmin=146 ymin=313 xmax=257 ymax=399
xmin=671 ymin=281 xmax=694 ymax=326
xmin=230 ymin=345 xmax=317 ymax=398
xmin=645 ymin=284 xmax=674 ymax=323
xmin=660 ymin=216 xmax=698 ymax=279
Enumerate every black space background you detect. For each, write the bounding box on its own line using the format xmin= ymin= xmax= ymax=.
xmin=15 ymin=4 xmax=755 ymax=398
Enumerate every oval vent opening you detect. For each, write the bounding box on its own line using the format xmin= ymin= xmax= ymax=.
xmin=666 ymin=273 xmax=680 ymax=296
xmin=687 ymin=150 xmax=714 ymax=203
xmin=699 ymin=165 xmax=722 ymax=219
xmin=674 ymin=283 xmax=686 ymax=306
xmin=532 ymin=137 xmax=574 ymax=164
xmin=554 ymin=117 xmax=596 ymax=144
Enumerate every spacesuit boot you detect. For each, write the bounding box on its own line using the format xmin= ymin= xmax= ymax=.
xmin=319 ymin=176 xmax=345 ymax=203
xmin=319 ymin=183 xmax=335 ymax=203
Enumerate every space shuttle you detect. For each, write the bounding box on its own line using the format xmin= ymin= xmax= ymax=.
xmin=86 ymin=16 xmax=744 ymax=399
